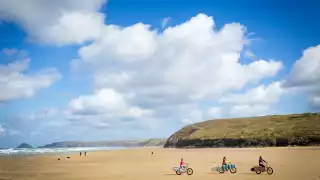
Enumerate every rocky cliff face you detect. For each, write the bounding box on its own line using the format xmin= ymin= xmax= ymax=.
xmin=164 ymin=136 xmax=181 ymax=148
xmin=164 ymin=126 xmax=199 ymax=147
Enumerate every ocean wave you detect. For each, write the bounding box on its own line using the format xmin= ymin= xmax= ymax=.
xmin=0 ymin=147 xmax=126 ymax=156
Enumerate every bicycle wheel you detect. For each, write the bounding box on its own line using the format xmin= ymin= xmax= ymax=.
xmin=267 ymin=167 xmax=273 ymax=175
xmin=187 ymin=168 xmax=193 ymax=175
xmin=230 ymin=167 xmax=237 ymax=174
xmin=255 ymin=168 xmax=262 ymax=174
xmin=176 ymin=170 xmax=181 ymax=175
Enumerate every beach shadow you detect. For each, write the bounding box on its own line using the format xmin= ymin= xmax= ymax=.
xmin=240 ymin=172 xmax=269 ymax=176
xmin=163 ymin=174 xmax=176 ymax=176
xmin=240 ymin=172 xmax=256 ymax=175
xmin=206 ymin=172 xmax=219 ymax=175
xmin=207 ymin=161 xmax=217 ymax=163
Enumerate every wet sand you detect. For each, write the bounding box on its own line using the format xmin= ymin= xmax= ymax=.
xmin=0 ymin=147 xmax=319 ymax=180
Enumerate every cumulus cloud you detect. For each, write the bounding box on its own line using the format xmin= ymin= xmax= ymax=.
xmin=66 ymin=88 xmax=153 ymax=122
xmin=0 ymin=59 xmax=61 ymax=102
xmin=181 ymin=106 xmax=222 ymax=125
xmin=229 ymin=105 xmax=269 ymax=117
xmin=76 ymin=14 xmax=282 ymax=102
xmin=68 ymin=13 xmax=284 ymax=125
xmin=219 ymin=81 xmax=284 ymax=117
xmin=284 ymin=45 xmax=320 ymax=109
xmin=0 ymin=0 xmax=106 ymax=46
xmin=220 ymin=81 xmax=284 ymax=105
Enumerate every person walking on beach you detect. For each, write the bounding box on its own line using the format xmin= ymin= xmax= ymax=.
xmin=84 ymin=152 xmax=87 ymax=156
xmin=80 ymin=152 xmax=82 ymax=156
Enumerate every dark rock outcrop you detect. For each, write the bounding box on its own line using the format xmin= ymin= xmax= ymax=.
xmin=16 ymin=143 xmax=33 ymax=149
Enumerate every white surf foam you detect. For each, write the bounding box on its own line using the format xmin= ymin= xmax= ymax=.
xmin=0 ymin=147 xmax=127 ymax=156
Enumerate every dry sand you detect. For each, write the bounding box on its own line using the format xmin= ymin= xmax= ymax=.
xmin=0 ymin=147 xmax=320 ymax=180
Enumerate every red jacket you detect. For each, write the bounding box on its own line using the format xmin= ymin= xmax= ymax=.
xmin=222 ymin=158 xmax=226 ymax=165
xmin=180 ymin=160 xmax=184 ymax=166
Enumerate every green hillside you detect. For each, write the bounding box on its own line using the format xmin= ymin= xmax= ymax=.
xmin=164 ymin=113 xmax=320 ymax=148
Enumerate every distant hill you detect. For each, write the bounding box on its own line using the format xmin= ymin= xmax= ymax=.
xmin=39 ymin=138 xmax=166 ymax=148
xmin=164 ymin=113 xmax=320 ymax=148
xmin=16 ymin=143 xmax=33 ymax=149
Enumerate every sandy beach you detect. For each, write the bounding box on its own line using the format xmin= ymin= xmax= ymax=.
xmin=0 ymin=147 xmax=319 ymax=180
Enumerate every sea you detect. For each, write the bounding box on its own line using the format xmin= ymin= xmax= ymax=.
xmin=0 ymin=147 xmax=129 ymax=156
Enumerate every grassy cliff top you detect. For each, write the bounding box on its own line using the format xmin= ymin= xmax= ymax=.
xmin=164 ymin=113 xmax=320 ymax=147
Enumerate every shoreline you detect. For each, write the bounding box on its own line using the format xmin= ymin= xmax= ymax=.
xmin=0 ymin=146 xmax=164 ymax=157
xmin=1 ymin=145 xmax=319 ymax=157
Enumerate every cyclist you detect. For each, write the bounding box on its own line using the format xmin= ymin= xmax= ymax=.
xmin=180 ymin=158 xmax=185 ymax=169
xmin=222 ymin=156 xmax=229 ymax=170
xmin=259 ymin=156 xmax=267 ymax=168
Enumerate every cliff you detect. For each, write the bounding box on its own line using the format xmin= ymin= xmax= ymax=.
xmin=164 ymin=113 xmax=320 ymax=148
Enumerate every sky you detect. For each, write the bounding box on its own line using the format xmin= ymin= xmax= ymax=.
xmin=0 ymin=0 xmax=319 ymax=148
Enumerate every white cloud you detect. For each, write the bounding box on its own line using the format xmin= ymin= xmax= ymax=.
xmin=207 ymin=107 xmax=222 ymax=118
xmin=181 ymin=108 xmax=205 ymax=125
xmin=161 ymin=17 xmax=171 ymax=29
xmin=284 ymin=45 xmax=320 ymax=109
xmin=180 ymin=82 xmax=284 ymax=122
xmin=77 ymin=13 xmax=283 ymax=103
xmin=220 ymin=81 xmax=284 ymax=117
xmin=286 ymin=45 xmax=320 ymax=87
xmin=0 ymin=124 xmax=4 ymax=137
xmin=67 ymin=88 xmax=153 ymax=121
xmin=0 ymin=59 xmax=61 ymax=102
xmin=0 ymin=0 xmax=106 ymax=46
xmin=229 ymin=105 xmax=269 ymax=117
xmin=220 ymin=81 xmax=284 ymax=105
xmin=69 ymin=13 xmax=284 ymax=126
xmin=79 ymin=23 xmax=158 ymax=63
xmin=181 ymin=106 xmax=222 ymax=125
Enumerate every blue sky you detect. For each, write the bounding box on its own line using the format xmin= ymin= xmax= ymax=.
xmin=0 ymin=0 xmax=319 ymax=148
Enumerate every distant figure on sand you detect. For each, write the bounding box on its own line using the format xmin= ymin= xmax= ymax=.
xmin=84 ymin=152 xmax=87 ymax=156
xmin=80 ymin=152 xmax=82 ymax=156
xmin=151 ymin=152 xmax=154 ymax=156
